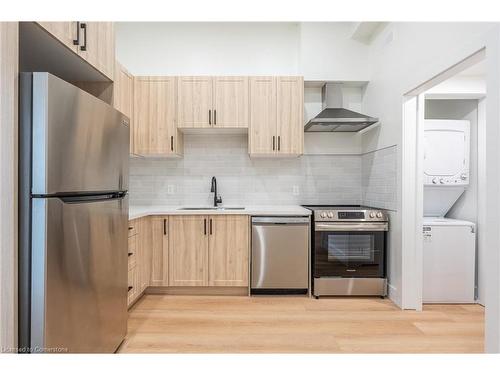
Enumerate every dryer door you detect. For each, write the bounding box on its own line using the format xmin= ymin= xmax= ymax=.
xmin=424 ymin=119 xmax=470 ymax=185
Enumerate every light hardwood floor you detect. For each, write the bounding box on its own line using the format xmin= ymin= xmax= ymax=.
xmin=119 ymin=295 xmax=484 ymax=353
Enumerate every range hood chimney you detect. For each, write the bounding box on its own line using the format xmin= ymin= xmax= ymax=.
xmin=304 ymin=83 xmax=378 ymax=132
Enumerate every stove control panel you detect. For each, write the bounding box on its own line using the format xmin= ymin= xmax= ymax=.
xmin=313 ymin=208 xmax=388 ymax=222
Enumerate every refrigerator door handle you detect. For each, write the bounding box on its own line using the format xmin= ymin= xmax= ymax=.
xmin=58 ymin=192 xmax=127 ymax=204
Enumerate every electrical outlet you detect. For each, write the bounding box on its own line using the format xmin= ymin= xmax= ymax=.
xmin=167 ymin=185 xmax=175 ymax=195
xmin=292 ymin=185 xmax=300 ymax=196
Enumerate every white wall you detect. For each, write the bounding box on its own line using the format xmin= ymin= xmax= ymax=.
xmin=298 ymin=22 xmax=371 ymax=81
xmin=361 ymin=22 xmax=500 ymax=352
xmin=116 ymin=22 xmax=300 ymax=75
xmin=116 ymin=22 xmax=371 ymax=79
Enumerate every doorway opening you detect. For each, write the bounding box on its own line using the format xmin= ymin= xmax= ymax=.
xmin=401 ymin=48 xmax=486 ymax=313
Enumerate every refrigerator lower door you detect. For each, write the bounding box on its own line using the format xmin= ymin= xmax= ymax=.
xmin=31 ymin=195 xmax=128 ymax=353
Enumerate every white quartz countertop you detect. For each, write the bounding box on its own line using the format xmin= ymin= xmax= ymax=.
xmin=129 ymin=205 xmax=312 ymax=220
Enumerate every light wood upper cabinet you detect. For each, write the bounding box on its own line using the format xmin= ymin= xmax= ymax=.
xmin=249 ymin=77 xmax=277 ymax=155
xmin=208 ymin=215 xmax=249 ymax=287
xmin=177 ymin=76 xmax=249 ymax=129
xmin=277 ymin=76 xmax=304 ymax=156
xmin=168 ymin=216 xmax=208 ymax=286
xmin=177 ymin=76 xmax=213 ymax=129
xmin=249 ymin=76 xmax=304 ymax=157
xmin=113 ymin=62 xmax=134 ymax=154
xmin=150 ymin=216 xmax=169 ymax=287
xmin=213 ymin=76 xmax=249 ymax=128
xmin=37 ymin=22 xmax=78 ymax=53
xmin=37 ymin=22 xmax=115 ymax=80
xmin=77 ymin=22 xmax=115 ymax=80
xmin=134 ymin=76 xmax=183 ymax=157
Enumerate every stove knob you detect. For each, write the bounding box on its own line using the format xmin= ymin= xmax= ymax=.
xmin=439 ymin=178 xmax=444 ymax=184
xmin=376 ymin=212 xmax=383 ymax=218
xmin=369 ymin=212 xmax=375 ymax=218
xmin=320 ymin=212 xmax=327 ymax=218
xmin=432 ymin=178 xmax=438 ymax=184
xmin=327 ymin=212 xmax=334 ymax=218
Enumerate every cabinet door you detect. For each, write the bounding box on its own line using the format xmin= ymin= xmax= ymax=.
xmin=208 ymin=215 xmax=249 ymax=287
xmin=177 ymin=76 xmax=213 ymax=128
xmin=150 ymin=217 xmax=169 ymax=287
xmin=213 ymin=76 xmax=249 ymax=128
xmin=277 ymin=76 xmax=304 ymax=156
xmin=77 ymin=22 xmax=115 ymax=80
xmin=114 ymin=62 xmax=134 ymax=154
xmin=134 ymin=77 xmax=181 ymax=156
xmin=37 ymin=22 xmax=79 ymax=53
xmin=248 ymin=77 xmax=277 ymax=156
xmin=169 ymin=215 xmax=208 ymax=286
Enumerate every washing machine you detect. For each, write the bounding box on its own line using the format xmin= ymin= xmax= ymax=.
xmin=422 ymin=119 xmax=476 ymax=303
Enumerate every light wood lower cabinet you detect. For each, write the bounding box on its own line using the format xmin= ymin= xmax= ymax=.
xmin=168 ymin=215 xmax=208 ymax=286
xmin=168 ymin=215 xmax=249 ymax=288
xmin=128 ymin=217 xmax=152 ymax=307
xmin=128 ymin=214 xmax=250 ymax=305
xmin=150 ymin=216 xmax=169 ymax=286
xmin=208 ymin=215 xmax=249 ymax=287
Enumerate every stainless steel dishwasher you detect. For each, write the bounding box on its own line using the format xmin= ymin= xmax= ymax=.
xmin=251 ymin=217 xmax=310 ymax=294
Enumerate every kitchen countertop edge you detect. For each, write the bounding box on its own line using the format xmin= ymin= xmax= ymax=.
xmin=129 ymin=205 xmax=312 ymax=220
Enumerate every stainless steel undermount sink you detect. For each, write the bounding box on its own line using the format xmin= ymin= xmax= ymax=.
xmin=178 ymin=207 xmax=245 ymax=211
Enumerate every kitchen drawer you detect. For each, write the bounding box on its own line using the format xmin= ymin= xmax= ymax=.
xmin=128 ymin=265 xmax=138 ymax=306
xmin=128 ymin=235 xmax=137 ymax=270
xmin=128 ymin=221 xmax=138 ymax=237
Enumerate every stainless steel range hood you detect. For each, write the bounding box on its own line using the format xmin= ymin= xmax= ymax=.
xmin=304 ymin=83 xmax=378 ymax=132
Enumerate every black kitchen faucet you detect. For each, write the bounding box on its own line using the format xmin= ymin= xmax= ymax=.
xmin=210 ymin=176 xmax=222 ymax=207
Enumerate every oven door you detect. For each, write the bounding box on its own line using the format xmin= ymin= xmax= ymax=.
xmin=314 ymin=222 xmax=387 ymax=278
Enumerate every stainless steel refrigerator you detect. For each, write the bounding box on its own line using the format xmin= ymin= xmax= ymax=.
xmin=19 ymin=72 xmax=130 ymax=353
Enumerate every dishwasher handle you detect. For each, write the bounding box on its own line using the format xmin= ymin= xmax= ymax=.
xmin=251 ymin=216 xmax=310 ymax=225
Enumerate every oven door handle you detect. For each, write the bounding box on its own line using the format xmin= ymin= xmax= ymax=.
xmin=315 ymin=222 xmax=388 ymax=232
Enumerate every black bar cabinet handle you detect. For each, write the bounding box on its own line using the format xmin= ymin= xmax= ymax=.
xmin=73 ymin=21 xmax=80 ymax=45
xmin=278 ymin=136 xmax=281 ymax=151
xmin=214 ymin=110 xmax=217 ymax=125
xmin=163 ymin=219 xmax=167 ymax=235
xmin=170 ymin=136 xmax=174 ymax=151
xmin=80 ymin=23 xmax=87 ymax=51
xmin=209 ymin=110 xmax=211 ymax=125
xmin=209 ymin=218 xmax=212 ymax=235
xmin=204 ymin=218 xmax=207 ymax=235
xmin=272 ymin=136 xmax=275 ymax=151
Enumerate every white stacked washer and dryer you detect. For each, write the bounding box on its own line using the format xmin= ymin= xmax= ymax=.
xmin=423 ymin=119 xmax=476 ymax=303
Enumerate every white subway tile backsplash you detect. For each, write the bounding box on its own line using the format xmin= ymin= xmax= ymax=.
xmin=129 ymin=135 xmax=397 ymax=209
xmin=361 ymin=145 xmax=397 ymax=210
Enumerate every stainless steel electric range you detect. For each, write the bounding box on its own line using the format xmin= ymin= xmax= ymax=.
xmin=303 ymin=205 xmax=389 ymax=298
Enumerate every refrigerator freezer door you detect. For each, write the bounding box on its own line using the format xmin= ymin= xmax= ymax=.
xmin=423 ymin=223 xmax=476 ymax=303
xmin=31 ymin=195 xmax=128 ymax=353
xmin=31 ymin=72 xmax=129 ymax=195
